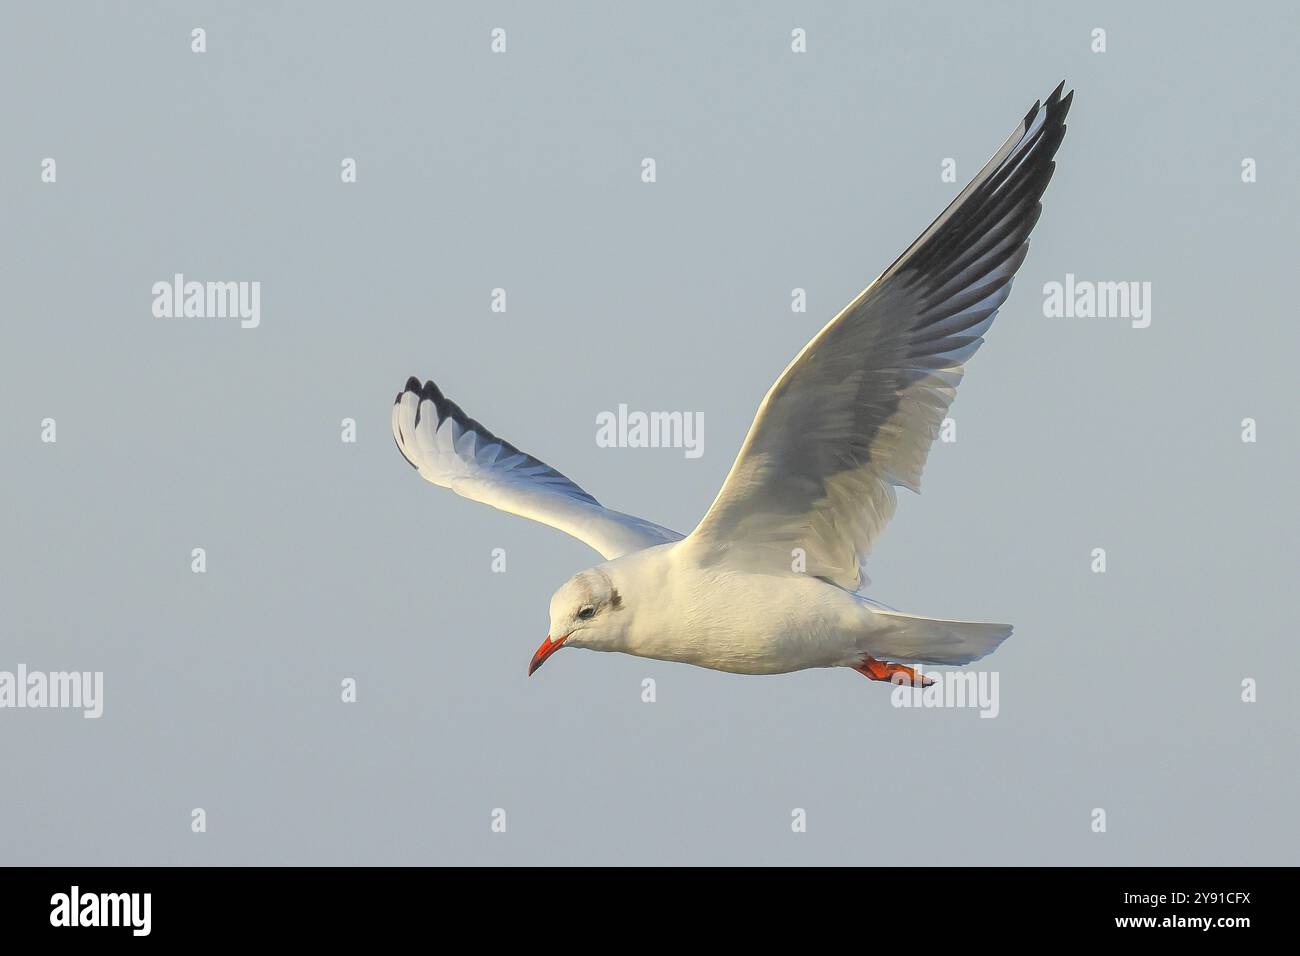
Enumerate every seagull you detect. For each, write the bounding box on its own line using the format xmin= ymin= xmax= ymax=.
xmin=393 ymin=83 xmax=1072 ymax=686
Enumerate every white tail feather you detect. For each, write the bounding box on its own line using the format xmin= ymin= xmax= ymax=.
xmin=866 ymin=607 xmax=1013 ymax=665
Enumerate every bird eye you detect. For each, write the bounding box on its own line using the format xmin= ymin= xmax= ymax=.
xmin=577 ymin=605 xmax=596 ymax=620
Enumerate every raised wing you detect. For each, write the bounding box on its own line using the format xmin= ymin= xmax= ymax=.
xmin=684 ymin=83 xmax=1072 ymax=589
xmin=393 ymin=377 xmax=682 ymax=559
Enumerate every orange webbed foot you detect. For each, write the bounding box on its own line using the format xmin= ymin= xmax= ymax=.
xmin=852 ymin=656 xmax=934 ymax=687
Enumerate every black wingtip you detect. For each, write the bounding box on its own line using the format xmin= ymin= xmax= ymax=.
xmin=420 ymin=379 xmax=446 ymax=405
xmin=396 ymin=375 xmax=451 ymax=407
xmin=1026 ymin=82 xmax=1072 ymax=128
xmin=1058 ymin=88 xmax=1074 ymax=119
xmin=396 ymin=375 xmax=422 ymax=405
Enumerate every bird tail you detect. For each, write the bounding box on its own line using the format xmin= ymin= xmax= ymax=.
xmin=863 ymin=606 xmax=1013 ymax=666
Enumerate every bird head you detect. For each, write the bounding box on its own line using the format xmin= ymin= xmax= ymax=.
xmin=529 ymin=568 xmax=626 ymax=675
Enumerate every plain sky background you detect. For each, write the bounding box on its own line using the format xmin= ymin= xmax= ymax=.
xmin=2 ymin=2 xmax=1296 ymax=865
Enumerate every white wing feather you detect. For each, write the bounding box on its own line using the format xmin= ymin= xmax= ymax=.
xmin=393 ymin=378 xmax=681 ymax=559
xmin=683 ymin=85 xmax=1073 ymax=589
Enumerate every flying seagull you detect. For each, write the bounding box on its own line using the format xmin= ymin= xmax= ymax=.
xmin=393 ymin=83 xmax=1072 ymax=686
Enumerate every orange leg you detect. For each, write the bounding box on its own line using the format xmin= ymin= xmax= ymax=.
xmin=852 ymin=656 xmax=933 ymax=687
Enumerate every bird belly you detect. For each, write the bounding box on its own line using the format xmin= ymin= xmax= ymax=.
xmin=621 ymin=572 xmax=871 ymax=675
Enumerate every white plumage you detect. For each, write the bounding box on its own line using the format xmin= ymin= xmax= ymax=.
xmin=393 ymin=84 xmax=1073 ymax=683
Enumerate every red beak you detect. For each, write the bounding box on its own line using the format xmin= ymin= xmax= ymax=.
xmin=528 ymin=634 xmax=567 ymax=676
